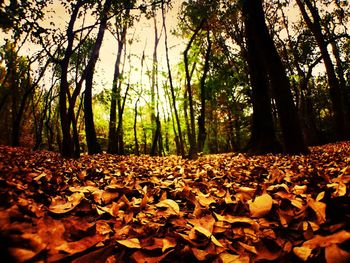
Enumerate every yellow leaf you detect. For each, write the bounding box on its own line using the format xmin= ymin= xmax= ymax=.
xmin=194 ymin=225 xmax=212 ymax=238
xmin=238 ymin=242 xmax=257 ymax=254
xmin=162 ymin=237 xmax=177 ymax=253
xmin=217 ymin=252 xmax=250 ymax=263
xmin=214 ymin=213 xmax=255 ymax=225
xmin=156 ymin=199 xmax=180 ymax=214
xmin=316 ymin=191 xmax=325 ymax=201
xmin=211 ymin=235 xmax=224 ymax=247
xmin=293 ymin=246 xmax=312 ymax=261
xmin=248 ymin=194 xmax=273 ymax=218
xmin=117 ymin=238 xmax=141 ymax=249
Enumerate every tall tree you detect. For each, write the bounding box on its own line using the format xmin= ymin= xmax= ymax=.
xmin=184 ymin=20 xmax=205 ymax=158
xmin=197 ymin=30 xmax=211 ymax=153
xmin=161 ymin=1 xmax=185 ymax=157
xmin=84 ymin=0 xmax=112 ymax=154
xmin=108 ymin=0 xmax=134 ymax=154
xmin=243 ymin=5 xmax=281 ymax=154
xmin=56 ymin=0 xmax=86 ymax=158
xmin=296 ymin=0 xmax=349 ymax=140
xmin=242 ymin=0 xmax=308 ymax=154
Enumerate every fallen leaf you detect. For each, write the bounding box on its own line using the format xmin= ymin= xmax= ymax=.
xmin=117 ymin=238 xmax=141 ymax=249
xmin=293 ymin=246 xmax=312 ymax=261
xmin=156 ymin=199 xmax=180 ymax=215
xmin=49 ymin=192 xmax=85 ymax=214
xmin=248 ymin=193 xmax=273 ymax=218
xmin=325 ymin=244 xmax=350 ymax=263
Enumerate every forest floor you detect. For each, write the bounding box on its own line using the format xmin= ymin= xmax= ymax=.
xmin=0 ymin=142 xmax=349 ymax=263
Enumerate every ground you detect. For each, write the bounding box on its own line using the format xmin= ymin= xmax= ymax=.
xmin=0 ymin=142 xmax=349 ymax=262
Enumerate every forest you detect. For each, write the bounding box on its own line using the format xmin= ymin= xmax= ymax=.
xmin=0 ymin=0 xmax=348 ymax=158
xmin=0 ymin=0 xmax=350 ymax=262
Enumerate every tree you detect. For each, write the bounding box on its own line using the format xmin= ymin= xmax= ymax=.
xmin=161 ymin=1 xmax=185 ymax=157
xmin=242 ymin=0 xmax=308 ymax=154
xmin=296 ymin=0 xmax=349 ymax=140
xmin=243 ymin=7 xmax=281 ymax=154
xmin=108 ymin=0 xmax=134 ymax=154
xmin=83 ymin=0 xmax=112 ymax=155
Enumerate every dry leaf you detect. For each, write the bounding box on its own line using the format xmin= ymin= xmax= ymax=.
xmin=49 ymin=192 xmax=84 ymax=214
xmin=117 ymin=238 xmax=141 ymax=249
xmin=248 ymin=193 xmax=273 ymax=218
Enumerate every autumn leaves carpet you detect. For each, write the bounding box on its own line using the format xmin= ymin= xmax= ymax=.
xmin=0 ymin=142 xmax=349 ymax=262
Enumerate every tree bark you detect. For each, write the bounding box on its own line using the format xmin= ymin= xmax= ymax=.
xmin=58 ymin=0 xmax=85 ymax=158
xmin=243 ymin=0 xmax=308 ymax=154
xmin=162 ymin=2 xmax=185 ymax=157
xmin=296 ymin=0 xmax=348 ymax=140
xmin=184 ymin=19 xmax=205 ymax=158
xmin=197 ymin=31 xmax=211 ymax=153
xmin=242 ymin=0 xmax=281 ymax=154
xmin=108 ymin=7 xmax=129 ymax=154
xmin=84 ymin=0 xmax=111 ymax=154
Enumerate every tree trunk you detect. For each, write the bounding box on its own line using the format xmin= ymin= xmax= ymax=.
xmin=243 ymin=0 xmax=308 ymax=154
xmin=242 ymin=0 xmax=281 ymax=154
xmin=197 ymin=31 xmax=211 ymax=153
xmin=162 ymin=2 xmax=185 ymax=157
xmin=133 ymin=98 xmax=140 ymax=155
xmin=84 ymin=0 xmax=111 ymax=154
xmin=108 ymin=8 xmax=129 ymax=154
xmin=296 ymin=0 xmax=348 ymax=140
xmin=184 ymin=19 xmax=205 ymax=158
xmin=150 ymin=12 xmax=161 ymax=154
xmin=58 ymin=0 xmax=85 ymax=158
xmin=151 ymin=114 xmax=162 ymax=156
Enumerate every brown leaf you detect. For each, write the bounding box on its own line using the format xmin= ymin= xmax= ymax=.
xmin=131 ymin=249 xmax=173 ymax=263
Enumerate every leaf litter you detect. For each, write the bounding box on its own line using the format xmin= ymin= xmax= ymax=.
xmin=0 ymin=141 xmax=349 ymax=262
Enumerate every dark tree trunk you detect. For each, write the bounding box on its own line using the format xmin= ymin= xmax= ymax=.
xmin=330 ymin=41 xmax=350 ymax=130
xmin=108 ymin=8 xmax=129 ymax=154
xmin=162 ymin=3 xmax=185 ymax=157
xmin=242 ymin=0 xmax=281 ymax=154
xmin=151 ymin=114 xmax=162 ymax=156
xmin=84 ymin=0 xmax=111 ymax=154
xmin=184 ymin=19 xmax=205 ymax=159
xmin=197 ymin=31 xmax=211 ymax=153
xmin=243 ymin=0 xmax=308 ymax=154
xmin=116 ymin=83 xmax=130 ymax=155
xmin=133 ymin=99 xmax=140 ymax=155
xmin=296 ymin=0 xmax=348 ymax=140
xmin=58 ymin=1 xmax=85 ymax=158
